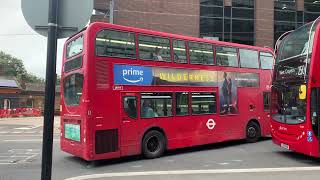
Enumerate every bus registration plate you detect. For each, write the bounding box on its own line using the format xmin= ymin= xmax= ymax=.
xmin=280 ymin=143 xmax=289 ymax=150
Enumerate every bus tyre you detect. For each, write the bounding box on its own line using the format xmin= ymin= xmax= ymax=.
xmin=246 ymin=121 xmax=261 ymax=143
xmin=142 ymin=130 xmax=166 ymax=159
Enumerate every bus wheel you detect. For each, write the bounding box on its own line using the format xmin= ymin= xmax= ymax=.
xmin=142 ymin=130 xmax=166 ymax=159
xmin=246 ymin=121 xmax=261 ymax=143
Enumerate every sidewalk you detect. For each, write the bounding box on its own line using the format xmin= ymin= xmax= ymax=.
xmin=0 ymin=116 xmax=60 ymax=128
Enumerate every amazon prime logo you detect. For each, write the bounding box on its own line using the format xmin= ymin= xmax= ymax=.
xmin=114 ymin=64 xmax=152 ymax=85
xmin=122 ymin=68 xmax=144 ymax=83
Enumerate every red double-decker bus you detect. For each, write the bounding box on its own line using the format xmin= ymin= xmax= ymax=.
xmin=271 ymin=18 xmax=320 ymax=157
xmin=60 ymin=22 xmax=273 ymax=161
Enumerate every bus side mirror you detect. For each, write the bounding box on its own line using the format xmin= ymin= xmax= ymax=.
xmin=299 ymin=85 xmax=307 ymax=100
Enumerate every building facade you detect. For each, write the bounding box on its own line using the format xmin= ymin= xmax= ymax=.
xmin=92 ymin=0 xmax=320 ymax=48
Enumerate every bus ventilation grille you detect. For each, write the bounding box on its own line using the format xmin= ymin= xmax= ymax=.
xmin=96 ymin=60 xmax=109 ymax=90
xmin=95 ymin=129 xmax=118 ymax=154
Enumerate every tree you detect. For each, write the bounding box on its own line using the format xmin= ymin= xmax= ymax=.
xmin=0 ymin=51 xmax=45 ymax=84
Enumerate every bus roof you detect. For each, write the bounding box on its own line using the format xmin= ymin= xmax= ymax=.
xmin=69 ymin=22 xmax=273 ymax=53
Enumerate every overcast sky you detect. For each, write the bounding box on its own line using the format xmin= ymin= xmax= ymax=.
xmin=0 ymin=0 xmax=67 ymax=78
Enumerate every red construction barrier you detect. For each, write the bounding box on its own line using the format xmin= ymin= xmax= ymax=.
xmin=0 ymin=108 xmax=42 ymax=118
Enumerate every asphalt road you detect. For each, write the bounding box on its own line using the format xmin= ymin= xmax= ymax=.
xmin=0 ymin=117 xmax=320 ymax=180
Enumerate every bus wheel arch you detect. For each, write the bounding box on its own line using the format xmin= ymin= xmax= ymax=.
xmin=141 ymin=127 xmax=167 ymax=159
xmin=246 ymin=119 xmax=261 ymax=143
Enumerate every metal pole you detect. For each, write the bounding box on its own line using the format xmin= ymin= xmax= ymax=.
xmin=41 ymin=0 xmax=59 ymax=179
xmin=110 ymin=0 xmax=114 ymax=24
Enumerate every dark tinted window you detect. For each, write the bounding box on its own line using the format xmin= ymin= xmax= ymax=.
xmin=176 ymin=92 xmax=189 ymax=116
xmin=64 ymin=56 xmax=82 ymax=72
xmin=173 ymin=40 xmax=187 ymax=63
xmin=239 ymin=49 xmax=259 ymax=68
xmin=63 ymin=73 xmax=84 ymax=106
xmin=192 ymin=92 xmax=216 ymax=114
xmin=123 ymin=96 xmax=137 ymax=119
xmin=138 ymin=35 xmax=171 ymax=62
xmin=189 ymin=42 xmax=214 ymax=65
xmin=200 ymin=0 xmax=223 ymax=6
xmin=96 ymin=30 xmax=136 ymax=58
xmin=216 ymin=47 xmax=238 ymax=67
xmin=263 ymin=92 xmax=271 ymax=111
xmin=232 ymin=0 xmax=254 ymax=8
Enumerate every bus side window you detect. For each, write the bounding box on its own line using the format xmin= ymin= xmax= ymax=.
xmin=123 ymin=97 xmax=137 ymax=119
xmin=173 ymin=40 xmax=187 ymax=64
xmin=176 ymin=92 xmax=189 ymax=116
xmin=239 ymin=49 xmax=259 ymax=69
xmin=216 ymin=47 xmax=238 ymax=67
xmin=191 ymin=92 xmax=216 ymax=115
xmin=260 ymin=52 xmax=273 ymax=70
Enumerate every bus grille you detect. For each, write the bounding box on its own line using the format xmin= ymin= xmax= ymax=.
xmin=96 ymin=60 xmax=109 ymax=90
xmin=95 ymin=129 xmax=118 ymax=154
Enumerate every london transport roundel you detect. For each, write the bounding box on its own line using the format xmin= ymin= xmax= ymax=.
xmin=206 ymin=119 xmax=216 ymax=130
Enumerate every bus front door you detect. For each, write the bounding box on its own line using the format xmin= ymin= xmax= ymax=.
xmin=120 ymin=93 xmax=140 ymax=156
xmin=310 ymin=88 xmax=320 ymax=156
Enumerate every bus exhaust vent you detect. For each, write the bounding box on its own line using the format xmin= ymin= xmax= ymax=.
xmin=96 ymin=60 xmax=109 ymax=90
xmin=95 ymin=129 xmax=118 ymax=154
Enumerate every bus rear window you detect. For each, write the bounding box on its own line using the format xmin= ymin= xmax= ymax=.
xmin=63 ymin=73 xmax=84 ymax=106
xmin=66 ymin=35 xmax=84 ymax=59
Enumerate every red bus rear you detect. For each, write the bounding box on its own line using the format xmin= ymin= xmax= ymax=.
xmin=271 ymin=18 xmax=320 ymax=157
xmin=60 ymin=22 xmax=274 ymax=161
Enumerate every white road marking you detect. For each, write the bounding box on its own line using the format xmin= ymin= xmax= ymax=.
xmin=231 ymin=160 xmax=243 ymax=162
xmin=11 ymin=131 xmax=22 ymax=134
xmin=0 ymin=163 xmax=17 ymax=165
xmin=3 ymin=139 xmax=59 ymax=142
xmin=65 ymin=167 xmax=320 ymax=180
xmin=217 ymin=163 xmax=230 ymax=165
xmin=0 ymin=131 xmax=9 ymax=134
xmin=14 ymin=125 xmax=41 ymax=130
xmin=131 ymin=165 xmax=142 ymax=168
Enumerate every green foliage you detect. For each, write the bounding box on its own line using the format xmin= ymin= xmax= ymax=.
xmin=0 ymin=51 xmax=45 ymax=84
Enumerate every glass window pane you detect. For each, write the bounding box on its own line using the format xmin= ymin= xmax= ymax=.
xmin=232 ymin=19 xmax=254 ymax=45
xmin=216 ymin=47 xmax=238 ymax=67
xmin=138 ymin=35 xmax=171 ymax=62
xmin=173 ymin=40 xmax=187 ymax=63
xmin=263 ymin=92 xmax=270 ymax=111
xmin=189 ymin=42 xmax=214 ymax=65
xmin=200 ymin=6 xmax=223 ymax=17
xmin=232 ymin=8 xmax=254 ymax=19
xmin=200 ymin=18 xmax=223 ymax=37
xmin=176 ymin=92 xmax=189 ymax=116
xmin=274 ymin=10 xmax=296 ymax=22
xmin=224 ymin=6 xmax=231 ymax=18
xmin=63 ymin=73 xmax=84 ymax=106
xmin=239 ymin=49 xmax=259 ymax=68
xmin=123 ymin=97 xmax=137 ymax=119
xmin=67 ymin=35 xmax=84 ymax=58
xmin=232 ymin=0 xmax=254 ymax=8
xmin=304 ymin=12 xmax=320 ymax=23
xmin=304 ymin=0 xmax=320 ymax=12
xmin=274 ymin=0 xmax=296 ymax=11
xmin=200 ymin=0 xmax=223 ymax=6
xmin=260 ymin=52 xmax=274 ymax=70
xmin=141 ymin=93 xmax=172 ymax=118
xmin=96 ymin=30 xmax=136 ymax=58
xmin=192 ymin=92 xmax=216 ymax=114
